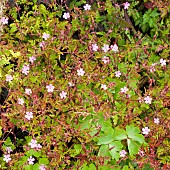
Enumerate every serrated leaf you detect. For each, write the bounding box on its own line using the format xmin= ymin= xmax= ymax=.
xmin=97 ymin=128 xmax=114 ymax=145
xmin=126 ymin=124 xmax=144 ymax=144
xmin=39 ymin=158 xmax=49 ymax=165
xmin=109 ymin=141 xmax=123 ymax=161
xmin=127 ymin=139 xmax=140 ymax=157
xmin=98 ymin=145 xmax=110 ymax=157
xmin=114 ymin=128 xmax=127 ymax=141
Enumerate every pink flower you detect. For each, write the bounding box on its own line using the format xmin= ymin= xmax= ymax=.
xmin=120 ymin=86 xmax=128 ymax=94
xmin=28 ymin=139 xmax=42 ymax=149
xmin=28 ymin=156 xmax=35 ymax=165
xmin=39 ymin=41 xmax=45 ymax=48
xmin=6 ymin=74 xmax=13 ymax=82
xmin=142 ymin=127 xmax=150 ymax=135
xmin=138 ymin=150 xmax=144 ymax=157
xmin=110 ymin=44 xmax=118 ymax=52
xmin=102 ymin=56 xmax=110 ymax=64
xmin=101 ymin=84 xmax=107 ymax=90
xmin=124 ymin=2 xmax=130 ymax=9
xmin=39 ymin=164 xmax=46 ymax=170
xmin=68 ymin=82 xmax=74 ymax=87
xmin=29 ymin=139 xmax=37 ymax=149
xmin=25 ymin=112 xmax=33 ymax=120
xmin=42 ymin=33 xmax=50 ymax=40
xmin=25 ymin=88 xmax=32 ymax=95
xmin=0 ymin=17 xmax=8 ymax=25
xmin=83 ymin=4 xmax=91 ymax=10
xmin=115 ymin=71 xmax=121 ymax=77
xmin=154 ymin=118 xmax=160 ymax=124
xmin=102 ymin=44 xmax=110 ymax=53
xmin=46 ymin=84 xmax=54 ymax=93
xmin=91 ymin=44 xmax=98 ymax=51
xmin=63 ymin=12 xmax=70 ymax=19
xmin=29 ymin=56 xmax=36 ymax=64
xmin=60 ymin=91 xmax=67 ymax=99
xmin=22 ymin=64 xmax=30 ymax=75
xmin=6 ymin=147 xmax=12 ymax=154
xmin=18 ymin=98 xmax=24 ymax=105
xmin=77 ymin=68 xmax=85 ymax=76
xmin=3 ymin=154 xmax=11 ymax=163
xmin=144 ymin=96 xmax=152 ymax=104
xmin=160 ymin=58 xmax=166 ymax=66
xmin=120 ymin=150 xmax=127 ymax=157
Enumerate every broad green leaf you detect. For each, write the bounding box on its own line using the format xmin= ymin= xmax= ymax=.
xmin=26 ymin=149 xmax=41 ymax=158
xmin=89 ymin=164 xmax=96 ymax=170
xmin=126 ymin=124 xmax=144 ymax=144
xmin=127 ymin=139 xmax=140 ymax=157
xmin=97 ymin=128 xmax=114 ymax=145
xmin=114 ymin=128 xmax=127 ymax=141
xmin=98 ymin=145 xmax=110 ymax=157
xmin=122 ymin=165 xmax=129 ymax=170
xmin=39 ymin=158 xmax=49 ymax=165
xmin=109 ymin=141 xmax=123 ymax=161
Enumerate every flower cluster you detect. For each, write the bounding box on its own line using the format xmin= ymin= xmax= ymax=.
xmin=28 ymin=139 xmax=42 ymax=149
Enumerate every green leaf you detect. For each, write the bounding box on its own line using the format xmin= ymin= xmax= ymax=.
xmin=97 ymin=128 xmax=114 ymax=145
xmin=127 ymin=139 xmax=140 ymax=157
xmin=126 ymin=124 xmax=145 ymax=144
xmin=114 ymin=128 xmax=127 ymax=141
xmin=122 ymin=165 xmax=129 ymax=170
xmin=39 ymin=158 xmax=49 ymax=165
xmin=25 ymin=149 xmax=41 ymax=158
xmin=98 ymin=145 xmax=110 ymax=157
xmin=89 ymin=164 xmax=96 ymax=170
xmin=109 ymin=141 xmax=123 ymax=161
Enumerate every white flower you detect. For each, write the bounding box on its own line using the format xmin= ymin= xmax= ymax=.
xmin=36 ymin=144 xmax=42 ymax=149
xmin=29 ymin=139 xmax=42 ymax=149
xmin=83 ymin=4 xmax=91 ymax=10
xmin=102 ymin=44 xmax=110 ymax=53
xmin=63 ymin=12 xmax=70 ymax=19
xmin=120 ymin=86 xmax=129 ymax=94
xmin=120 ymin=150 xmax=127 ymax=157
xmin=101 ymin=84 xmax=107 ymax=90
xmin=28 ymin=156 xmax=35 ymax=165
xmin=154 ymin=118 xmax=160 ymax=124
xmin=91 ymin=44 xmax=98 ymax=51
xmin=6 ymin=74 xmax=13 ymax=82
xmin=6 ymin=147 xmax=12 ymax=154
xmin=142 ymin=127 xmax=150 ymax=135
xmin=160 ymin=58 xmax=166 ymax=66
xmin=39 ymin=41 xmax=45 ymax=48
xmin=18 ymin=98 xmax=24 ymax=105
xmin=25 ymin=111 xmax=33 ymax=120
xmin=3 ymin=154 xmax=11 ymax=163
xmin=110 ymin=44 xmax=118 ymax=52
xmin=115 ymin=71 xmax=121 ymax=77
xmin=0 ymin=17 xmax=8 ymax=25
xmin=42 ymin=33 xmax=50 ymax=40
xmin=68 ymin=82 xmax=74 ymax=87
xmin=138 ymin=150 xmax=144 ymax=157
xmin=102 ymin=56 xmax=110 ymax=64
xmin=46 ymin=84 xmax=54 ymax=93
xmin=29 ymin=139 xmax=37 ymax=148
xmin=77 ymin=68 xmax=85 ymax=76
xmin=29 ymin=56 xmax=36 ymax=64
xmin=39 ymin=164 xmax=46 ymax=170
xmin=60 ymin=91 xmax=67 ymax=99
xmin=144 ymin=96 xmax=152 ymax=104
xmin=124 ymin=2 xmax=130 ymax=9
xmin=22 ymin=64 xmax=30 ymax=75
xmin=25 ymin=88 xmax=32 ymax=95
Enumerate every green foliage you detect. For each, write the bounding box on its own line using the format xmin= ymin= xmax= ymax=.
xmin=0 ymin=0 xmax=169 ymax=169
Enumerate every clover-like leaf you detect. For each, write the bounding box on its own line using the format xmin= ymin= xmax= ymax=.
xmin=109 ymin=141 xmax=123 ymax=161
xmin=127 ymin=139 xmax=140 ymax=157
xmin=126 ymin=124 xmax=145 ymax=144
